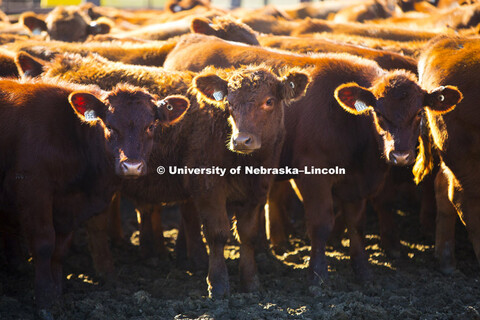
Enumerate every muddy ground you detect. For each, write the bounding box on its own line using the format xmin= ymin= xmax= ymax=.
xmin=1 ymin=201 xmax=479 ymax=320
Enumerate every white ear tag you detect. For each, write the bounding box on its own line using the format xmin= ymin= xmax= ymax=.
xmin=354 ymin=100 xmax=368 ymax=112
xmin=173 ymin=5 xmax=181 ymax=12
xmin=84 ymin=109 xmax=97 ymax=121
xmin=32 ymin=28 xmax=42 ymax=35
xmin=290 ymin=82 xmax=295 ymax=89
xmin=213 ymin=91 xmax=224 ymax=101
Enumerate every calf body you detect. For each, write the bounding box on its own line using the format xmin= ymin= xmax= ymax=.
xmin=416 ymin=35 xmax=480 ymax=273
xmin=24 ymin=53 xmax=309 ymax=297
xmin=163 ymin=34 xmax=461 ymax=282
xmin=0 ymin=78 xmax=188 ymax=317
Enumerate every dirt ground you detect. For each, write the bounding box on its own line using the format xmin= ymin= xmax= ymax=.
xmin=1 ymin=201 xmax=480 ymax=320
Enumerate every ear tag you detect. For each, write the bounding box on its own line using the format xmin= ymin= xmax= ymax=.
xmin=32 ymin=28 xmax=42 ymax=35
xmin=290 ymin=82 xmax=295 ymax=89
xmin=173 ymin=5 xmax=182 ymax=12
xmin=213 ymin=91 xmax=224 ymax=101
xmin=438 ymin=94 xmax=445 ymax=102
xmin=354 ymin=100 xmax=368 ymax=112
xmin=84 ymin=109 xmax=97 ymax=121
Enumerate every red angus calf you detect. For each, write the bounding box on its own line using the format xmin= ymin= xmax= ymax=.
xmin=18 ymin=52 xmax=310 ymax=298
xmin=163 ymin=35 xmax=462 ymax=282
xmin=20 ymin=6 xmax=111 ymax=42
xmin=0 ymin=78 xmax=189 ymax=319
xmin=416 ymin=35 xmax=480 ymax=273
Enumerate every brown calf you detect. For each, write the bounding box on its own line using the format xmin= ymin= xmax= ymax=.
xmin=333 ymin=0 xmax=393 ymax=23
xmin=415 ymin=35 xmax=480 ymax=273
xmin=0 ymin=78 xmax=189 ymax=319
xmin=20 ymin=6 xmax=112 ymax=42
xmin=163 ymin=35 xmax=462 ymax=282
xmin=240 ymin=15 xmax=439 ymax=41
xmin=8 ymin=16 xmax=259 ymax=68
xmin=257 ymin=35 xmax=417 ymax=73
xmin=18 ymin=52 xmax=310 ymax=298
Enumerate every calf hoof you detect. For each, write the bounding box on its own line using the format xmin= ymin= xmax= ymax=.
xmin=352 ymin=263 xmax=373 ymax=283
xmin=384 ymin=247 xmax=403 ymax=260
xmin=438 ymin=261 xmax=456 ymax=275
xmin=36 ymin=309 xmax=54 ymax=320
xmin=208 ymin=281 xmax=230 ymax=299
xmin=240 ymin=274 xmax=260 ymax=293
xmin=307 ymin=258 xmax=329 ymax=286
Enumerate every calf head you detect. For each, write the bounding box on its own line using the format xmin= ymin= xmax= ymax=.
xmin=191 ymin=17 xmax=260 ymax=45
xmin=335 ymin=70 xmax=461 ymax=166
xmin=69 ymin=85 xmax=189 ymax=177
xmin=21 ymin=6 xmax=111 ymax=42
xmin=194 ymin=66 xmax=309 ymax=155
xmin=166 ymin=0 xmax=210 ymax=13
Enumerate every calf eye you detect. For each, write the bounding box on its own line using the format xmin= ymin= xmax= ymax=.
xmin=146 ymin=124 xmax=155 ymax=133
xmin=262 ymin=98 xmax=275 ymax=110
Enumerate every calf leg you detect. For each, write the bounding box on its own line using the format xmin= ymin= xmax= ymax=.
xmin=86 ymin=211 xmax=116 ymax=281
xmin=138 ymin=204 xmax=167 ymax=258
xmin=19 ymin=195 xmax=57 ymax=315
xmin=176 ymin=200 xmax=208 ymax=271
xmin=295 ymin=176 xmax=334 ymax=284
xmin=236 ymin=203 xmax=263 ymax=292
xmin=267 ymin=180 xmax=294 ymax=253
xmin=51 ymin=231 xmax=73 ymax=296
xmin=342 ymin=199 xmax=372 ymax=281
xmin=107 ymin=192 xmax=124 ymax=246
xmin=419 ymin=172 xmax=437 ymax=237
xmin=194 ymin=192 xmax=230 ymax=298
xmin=434 ymin=170 xmax=457 ymax=274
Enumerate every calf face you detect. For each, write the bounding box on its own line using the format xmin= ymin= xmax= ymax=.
xmin=21 ymin=6 xmax=111 ymax=42
xmin=335 ymin=71 xmax=461 ymax=165
xmin=70 ymin=87 xmax=189 ymax=176
xmin=194 ymin=66 xmax=309 ymax=154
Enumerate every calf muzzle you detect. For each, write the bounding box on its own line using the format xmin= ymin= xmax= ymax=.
xmin=231 ymin=132 xmax=261 ymax=154
xmin=389 ymin=151 xmax=414 ymax=166
xmin=119 ymin=159 xmax=146 ymax=177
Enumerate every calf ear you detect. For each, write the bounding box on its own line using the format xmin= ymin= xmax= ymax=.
xmin=156 ymin=95 xmax=190 ymax=126
xmin=191 ymin=17 xmax=215 ymax=35
xmin=280 ymin=71 xmax=310 ymax=102
xmin=424 ymin=85 xmax=462 ymax=114
xmin=69 ymin=92 xmax=107 ymax=123
xmin=20 ymin=12 xmax=47 ymax=34
xmin=334 ymin=83 xmax=376 ymax=115
xmin=88 ymin=18 xmax=112 ymax=35
xmin=15 ymin=52 xmax=45 ymax=78
xmin=193 ymin=74 xmax=228 ymax=104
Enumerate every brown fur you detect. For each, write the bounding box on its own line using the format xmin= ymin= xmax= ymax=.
xmin=27 ymin=52 xmax=310 ymax=298
xmin=333 ymin=0 xmax=393 ymax=23
xmin=257 ymin=34 xmax=417 ymax=73
xmin=20 ymin=6 xmax=112 ymax=42
xmin=0 ymin=77 xmax=183 ymax=315
xmin=164 ymin=32 xmax=461 ymax=283
xmin=241 ymin=15 xmax=439 ymax=41
xmin=416 ymin=35 xmax=480 ymax=272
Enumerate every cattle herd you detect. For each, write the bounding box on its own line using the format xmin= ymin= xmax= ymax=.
xmin=0 ymin=0 xmax=480 ymax=319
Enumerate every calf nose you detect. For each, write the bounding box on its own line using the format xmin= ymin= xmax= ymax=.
xmin=232 ymin=133 xmax=261 ymax=153
xmin=120 ymin=160 xmax=145 ymax=176
xmin=389 ymin=151 xmax=413 ymax=166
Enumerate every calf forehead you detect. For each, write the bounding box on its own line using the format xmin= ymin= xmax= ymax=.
xmin=107 ymin=91 xmax=155 ymax=123
xmin=228 ymin=70 xmax=279 ymax=101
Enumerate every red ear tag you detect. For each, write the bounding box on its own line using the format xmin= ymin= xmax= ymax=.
xmin=74 ymin=95 xmax=87 ymax=114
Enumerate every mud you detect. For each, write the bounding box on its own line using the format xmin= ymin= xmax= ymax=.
xmin=1 ymin=204 xmax=479 ymax=320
